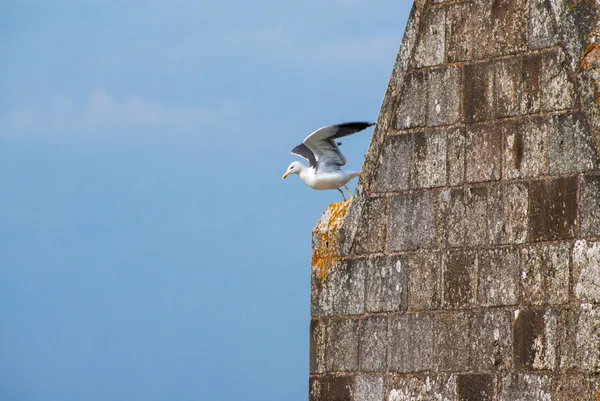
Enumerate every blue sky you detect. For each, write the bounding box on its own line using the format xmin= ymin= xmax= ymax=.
xmin=0 ymin=2 xmax=411 ymax=400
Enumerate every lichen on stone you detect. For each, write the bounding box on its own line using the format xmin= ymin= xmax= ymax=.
xmin=311 ymin=200 xmax=351 ymax=280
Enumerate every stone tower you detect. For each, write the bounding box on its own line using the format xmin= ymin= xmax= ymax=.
xmin=309 ymin=0 xmax=600 ymax=400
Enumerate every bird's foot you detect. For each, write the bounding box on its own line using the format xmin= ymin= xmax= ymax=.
xmin=337 ymin=188 xmax=347 ymax=201
xmin=344 ymin=185 xmax=354 ymax=201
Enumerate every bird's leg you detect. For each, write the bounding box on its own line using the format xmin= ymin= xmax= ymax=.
xmin=344 ymin=185 xmax=354 ymax=201
xmin=337 ymin=188 xmax=347 ymax=201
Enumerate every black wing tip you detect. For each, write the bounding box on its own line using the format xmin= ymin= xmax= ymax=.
xmin=337 ymin=121 xmax=376 ymax=130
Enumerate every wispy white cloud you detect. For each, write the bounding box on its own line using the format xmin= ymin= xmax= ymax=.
xmin=0 ymin=89 xmax=241 ymax=141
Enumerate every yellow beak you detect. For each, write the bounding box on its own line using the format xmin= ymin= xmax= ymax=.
xmin=282 ymin=171 xmax=291 ymax=180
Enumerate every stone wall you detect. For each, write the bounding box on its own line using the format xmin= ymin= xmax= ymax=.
xmin=309 ymin=0 xmax=600 ymax=400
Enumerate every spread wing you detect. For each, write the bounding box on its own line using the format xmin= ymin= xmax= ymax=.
xmin=291 ymin=143 xmax=316 ymax=168
xmin=303 ymin=122 xmax=374 ymax=172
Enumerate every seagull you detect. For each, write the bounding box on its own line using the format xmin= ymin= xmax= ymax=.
xmin=282 ymin=122 xmax=375 ymax=201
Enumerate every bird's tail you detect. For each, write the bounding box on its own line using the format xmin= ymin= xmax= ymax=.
xmin=349 ymin=171 xmax=361 ymax=180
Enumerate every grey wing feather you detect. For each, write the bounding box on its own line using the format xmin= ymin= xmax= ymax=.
xmin=291 ymin=143 xmax=317 ymax=168
xmin=303 ymin=121 xmax=374 ymax=172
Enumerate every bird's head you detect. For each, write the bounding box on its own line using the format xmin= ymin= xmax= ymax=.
xmin=282 ymin=161 xmax=303 ymax=180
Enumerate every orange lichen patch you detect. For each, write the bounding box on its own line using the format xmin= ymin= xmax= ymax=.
xmin=311 ymin=200 xmax=351 ymax=280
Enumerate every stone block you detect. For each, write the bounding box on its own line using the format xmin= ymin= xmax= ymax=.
xmin=311 ymin=265 xmax=333 ymax=317
xmin=520 ymin=243 xmax=570 ymax=305
xmin=434 ymin=312 xmax=471 ymax=371
xmin=365 ymin=256 xmax=407 ymax=313
xmin=521 ymin=53 xmax=542 ymax=114
xmin=374 ymin=134 xmax=412 ymax=192
xmin=530 ymin=0 xmax=559 ymax=49
xmin=410 ymin=131 xmax=447 ymax=189
xmin=388 ymin=313 xmax=434 ymax=372
xmin=315 ymin=375 xmax=354 ymax=401
xmin=500 ymin=373 xmax=553 ymax=401
xmin=411 ymin=6 xmax=446 ymax=68
xmin=355 ymin=375 xmax=383 ymax=401
xmin=548 ymin=113 xmax=598 ymax=175
xmin=328 ymin=258 xmax=366 ymax=316
xmin=559 ymin=305 xmax=600 ymax=372
xmin=310 ymin=318 xmax=327 ymax=374
xmin=351 ymin=197 xmax=387 ymax=255
xmin=396 ymin=72 xmax=427 ymax=130
xmin=445 ymin=186 xmax=489 ymax=247
xmin=447 ymin=3 xmax=472 ymax=62
xmin=542 ymin=49 xmax=576 ymax=112
xmin=503 ymin=117 xmax=548 ymax=179
xmin=478 ymin=248 xmax=519 ymax=307
xmin=466 ymin=124 xmax=502 ymax=182
xmin=427 ymin=67 xmax=462 ymax=127
xmin=529 ymin=176 xmax=578 ymax=241
xmin=386 ymin=374 xmax=456 ymax=401
xmin=495 ymin=57 xmax=522 ymax=118
xmin=580 ymin=174 xmax=600 ymax=237
xmin=406 ymin=251 xmax=441 ymax=311
xmin=359 ymin=315 xmax=388 ymax=372
xmin=457 ymin=374 xmax=497 ymax=401
xmin=472 ymin=0 xmax=495 ymax=60
xmin=513 ymin=308 xmax=557 ymax=370
xmin=464 ymin=62 xmax=495 ymax=123
xmin=471 ymin=310 xmax=512 ymax=371
xmin=552 ymin=375 xmax=600 ymax=401
xmin=573 ymin=240 xmax=600 ymax=303
xmin=447 ymin=127 xmax=466 ymax=186
xmin=326 ymin=318 xmax=359 ymax=372
xmin=442 ymin=250 xmax=478 ymax=309
xmin=491 ymin=0 xmax=529 ymax=56
xmin=309 ymin=376 xmax=325 ymax=401
xmin=488 ymin=181 xmax=529 ymax=245
xmin=388 ymin=191 xmax=438 ymax=252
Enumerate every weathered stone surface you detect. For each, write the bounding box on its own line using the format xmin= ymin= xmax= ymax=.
xmin=388 ymin=313 xmax=434 ymax=372
xmin=478 ymin=248 xmax=519 ymax=307
xmin=406 ymin=251 xmax=441 ymax=311
xmin=513 ymin=308 xmax=557 ymax=370
xmin=442 ymin=250 xmax=478 ymax=309
xmin=573 ymin=240 xmax=600 ymax=303
xmin=434 ymin=312 xmax=471 ymax=371
xmin=359 ymin=316 xmax=388 ymax=372
xmin=491 ymin=0 xmax=529 ymax=56
xmin=503 ymin=118 xmax=548 ymax=179
xmin=388 ymin=191 xmax=438 ymax=251
xmin=457 ymin=374 xmax=496 ymax=401
xmin=580 ymin=173 xmax=600 ymax=237
xmin=548 ymin=113 xmax=598 ymax=175
xmin=410 ymin=131 xmax=447 ymax=189
xmin=500 ymin=373 xmax=553 ymax=401
xmin=329 ymin=259 xmax=366 ymax=316
xmin=326 ymin=318 xmax=359 ymax=372
xmin=466 ymin=124 xmax=502 ymax=182
xmin=311 ymin=266 xmax=333 ymax=317
xmin=310 ymin=318 xmax=327 ymax=374
xmin=552 ymin=375 xmax=600 ymax=401
xmin=470 ymin=310 xmax=512 ymax=371
xmin=396 ymin=72 xmax=427 ymax=130
xmin=411 ymin=6 xmax=446 ymax=68
xmin=427 ymin=67 xmax=462 ymax=127
xmin=351 ymin=197 xmax=387 ymax=255
xmin=488 ymin=181 xmax=528 ymax=245
xmin=374 ymin=134 xmax=412 ymax=192
xmin=520 ymin=243 xmax=570 ymax=305
xmin=386 ymin=374 xmax=456 ymax=401
xmin=529 ymin=0 xmax=559 ymax=49
xmin=521 ymin=53 xmax=542 ymax=114
xmin=445 ymin=186 xmax=489 ymax=247
xmin=542 ymin=49 xmax=576 ymax=112
xmin=355 ymin=375 xmax=383 ymax=401
xmin=495 ymin=57 xmax=522 ymax=118
xmin=447 ymin=3 xmax=472 ymax=62
xmin=447 ymin=127 xmax=466 ymax=186
xmin=559 ymin=305 xmax=600 ymax=372
xmin=465 ymin=62 xmax=495 ymax=123
xmin=365 ymin=256 xmax=407 ymax=313
xmin=310 ymin=376 xmax=356 ymax=401
xmin=529 ymin=177 xmax=578 ymax=241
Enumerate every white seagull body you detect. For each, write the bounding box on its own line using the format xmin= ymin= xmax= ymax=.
xmin=282 ymin=122 xmax=375 ymax=200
